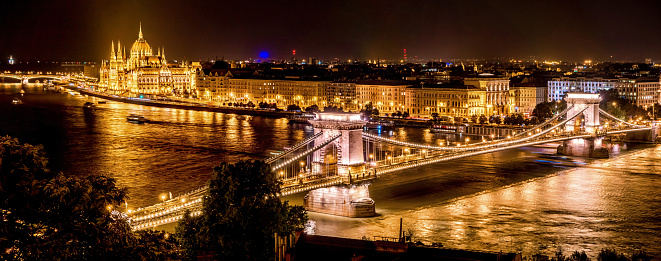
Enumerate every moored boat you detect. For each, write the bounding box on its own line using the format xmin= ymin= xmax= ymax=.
xmin=11 ymin=97 xmax=22 ymax=104
xmin=83 ymin=102 xmax=96 ymax=109
xmin=288 ymin=113 xmax=315 ymax=124
xmin=365 ymin=121 xmax=394 ymax=129
xmin=127 ymin=114 xmax=148 ymax=123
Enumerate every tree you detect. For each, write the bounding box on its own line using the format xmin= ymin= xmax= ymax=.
xmin=176 ymin=160 xmax=307 ymax=261
xmin=513 ymin=114 xmax=525 ymax=125
xmin=402 ymin=111 xmax=410 ymax=118
xmin=479 ymin=114 xmax=488 ymax=124
xmin=372 ymin=108 xmax=380 ymax=116
xmin=431 ymin=113 xmax=439 ymax=121
xmin=247 ymin=101 xmax=255 ymax=108
xmin=286 ymin=104 xmax=301 ymax=112
xmin=503 ymin=115 xmax=513 ymax=125
xmin=360 ymin=103 xmax=373 ymax=120
xmin=494 ymin=115 xmax=502 ymax=125
xmin=0 ymin=136 xmax=176 ymax=260
xmin=532 ymin=102 xmax=553 ymax=120
xmin=470 ymin=114 xmax=478 ymax=123
xmin=395 ymin=111 xmax=403 ymax=118
xmin=305 ymin=105 xmax=320 ymax=113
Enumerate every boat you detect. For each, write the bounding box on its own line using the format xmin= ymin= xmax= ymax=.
xmin=532 ymin=153 xmax=586 ymax=167
xmin=365 ymin=121 xmax=394 ymax=129
xmin=44 ymin=82 xmax=56 ymax=91
xmin=288 ymin=113 xmax=315 ymax=124
xmin=83 ymin=102 xmax=96 ymax=109
xmin=97 ymin=101 xmax=107 ymax=104
xmin=430 ymin=124 xmax=458 ymax=133
xmin=127 ymin=114 xmax=149 ymax=123
xmin=11 ymin=97 xmax=22 ymax=104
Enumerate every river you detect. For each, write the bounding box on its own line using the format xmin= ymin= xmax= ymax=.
xmin=1 ymin=83 xmax=659 ymax=257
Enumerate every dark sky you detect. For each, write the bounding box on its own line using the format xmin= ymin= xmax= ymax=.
xmin=2 ymin=0 xmax=661 ymax=62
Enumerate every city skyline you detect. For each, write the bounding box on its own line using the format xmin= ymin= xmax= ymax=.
xmin=2 ymin=0 xmax=661 ymax=62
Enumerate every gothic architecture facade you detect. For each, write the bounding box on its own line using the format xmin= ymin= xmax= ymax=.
xmin=99 ymin=24 xmax=199 ymax=97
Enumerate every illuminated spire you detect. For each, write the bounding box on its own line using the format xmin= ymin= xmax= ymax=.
xmin=117 ymin=40 xmax=122 ymax=59
xmin=139 ymin=22 xmax=143 ymax=39
xmin=111 ymin=41 xmax=115 ymax=58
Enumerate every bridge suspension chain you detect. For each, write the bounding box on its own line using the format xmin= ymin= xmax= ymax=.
xmin=598 ymin=109 xmax=648 ymax=129
xmin=362 ymin=132 xmax=467 ymax=151
xmin=513 ymin=104 xmax=575 ymax=138
xmin=265 ymin=131 xmax=323 ymax=164
xmin=271 ymin=133 xmax=342 ymax=171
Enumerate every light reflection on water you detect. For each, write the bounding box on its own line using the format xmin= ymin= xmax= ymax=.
xmin=1 ymin=84 xmax=660 ymax=257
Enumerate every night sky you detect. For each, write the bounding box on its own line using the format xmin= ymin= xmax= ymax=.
xmin=2 ymin=0 xmax=661 ymax=62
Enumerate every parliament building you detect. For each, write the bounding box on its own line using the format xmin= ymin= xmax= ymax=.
xmin=99 ymin=24 xmax=199 ymax=97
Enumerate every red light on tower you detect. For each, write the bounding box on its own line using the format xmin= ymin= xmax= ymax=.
xmin=293 ymin=49 xmax=296 ymax=56
xmin=403 ymin=49 xmax=407 ymax=62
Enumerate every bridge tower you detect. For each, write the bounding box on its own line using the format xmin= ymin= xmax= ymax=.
xmin=558 ymin=93 xmax=609 ymax=158
xmin=564 ymin=93 xmax=601 ymax=134
xmin=305 ymin=112 xmax=375 ymax=217
xmin=309 ymin=112 xmax=366 ymax=178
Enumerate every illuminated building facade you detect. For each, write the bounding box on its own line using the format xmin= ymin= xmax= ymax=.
xmin=99 ymin=24 xmax=199 ymax=97
xmin=195 ymin=70 xmax=327 ymax=107
xmin=548 ymin=76 xmax=660 ymax=107
xmin=406 ymin=84 xmax=485 ymax=118
xmin=355 ymin=81 xmax=408 ymax=114
xmin=547 ymin=76 xmax=617 ymax=101
xmin=510 ymin=85 xmax=547 ymax=115
xmin=326 ymin=82 xmax=358 ymax=111
xmin=464 ymin=75 xmax=512 ymax=115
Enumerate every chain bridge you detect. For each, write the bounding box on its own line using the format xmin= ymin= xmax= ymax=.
xmin=128 ymin=93 xmax=658 ymax=230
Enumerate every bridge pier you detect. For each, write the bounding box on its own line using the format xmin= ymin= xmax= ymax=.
xmin=557 ymin=137 xmax=609 ymax=158
xmin=624 ymin=126 xmax=660 ymax=143
xmin=303 ymin=183 xmax=376 ymax=217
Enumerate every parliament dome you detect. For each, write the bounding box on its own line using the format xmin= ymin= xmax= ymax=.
xmin=131 ymin=24 xmax=152 ymax=55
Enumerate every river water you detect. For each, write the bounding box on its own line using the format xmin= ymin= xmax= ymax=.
xmin=1 ymin=84 xmax=659 ymax=257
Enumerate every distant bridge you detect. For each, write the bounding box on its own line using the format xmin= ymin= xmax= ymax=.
xmin=128 ymin=93 xmax=657 ymax=230
xmin=0 ymin=73 xmax=64 ymax=84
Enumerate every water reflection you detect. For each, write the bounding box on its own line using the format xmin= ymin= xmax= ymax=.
xmin=2 ymin=84 xmax=660 ymax=257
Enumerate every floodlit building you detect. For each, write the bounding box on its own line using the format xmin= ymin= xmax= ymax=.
xmin=510 ymin=84 xmax=547 ymax=115
xmin=99 ymin=24 xmax=199 ymax=97
xmin=405 ymin=83 xmax=486 ymax=118
xmin=464 ymin=74 xmax=512 ymax=115
xmin=355 ymin=80 xmax=409 ymax=114
xmin=326 ymin=82 xmax=358 ymax=111
xmin=195 ymin=66 xmax=328 ymax=107
xmin=548 ymin=76 xmax=661 ymax=107
xmin=547 ymin=76 xmax=618 ymax=101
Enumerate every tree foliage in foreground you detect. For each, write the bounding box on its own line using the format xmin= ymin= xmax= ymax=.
xmin=0 ymin=136 xmax=178 ymax=260
xmin=176 ymin=160 xmax=307 ymax=261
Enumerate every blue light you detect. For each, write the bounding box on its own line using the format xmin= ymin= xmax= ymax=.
xmin=259 ymin=51 xmax=269 ymax=59
xmin=140 ymin=95 xmax=144 ymax=98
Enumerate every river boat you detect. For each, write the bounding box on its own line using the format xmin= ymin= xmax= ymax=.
xmin=288 ymin=113 xmax=315 ymax=124
xmin=83 ymin=102 xmax=96 ymax=109
xmin=430 ymin=124 xmax=458 ymax=133
xmin=365 ymin=121 xmax=394 ymax=129
xmin=532 ymin=153 xmax=586 ymax=167
xmin=11 ymin=97 xmax=22 ymax=104
xmin=127 ymin=114 xmax=148 ymax=123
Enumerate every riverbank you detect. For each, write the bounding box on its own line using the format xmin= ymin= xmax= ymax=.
xmin=63 ymin=85 xmax=295 ymax=118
